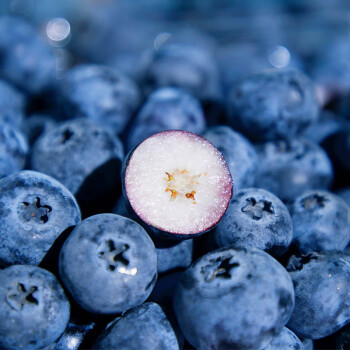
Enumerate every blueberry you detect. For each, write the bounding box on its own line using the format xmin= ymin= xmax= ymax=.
xmin=287 ymin=251 xmax=350 ymax=339
xmin=0 ymin=265 xmax=70 ymax=350
xmin=59 ymin=214 xmax=157 ymax=314
xmin=262 ymin=327 xmax=304 ymax=350
xmin=0 ymin=170 xmax=81 ymax=266
xmin=58 ymin=64 xmax=141 ymax=135
xmin=23 ymin=114 xmax=56 ymax=146
xmin=202 ymin=125 xmax=259 ymax=191
xmin=214 ymin=188 xmax=293 ymax=257
xmin=0 ymin=16 xmax=55 ymax=94
xmin=290 ymin=190 xmax=350 ymax=253
xmin=173 ymin=247 xmax=294 ymax=349
xmin=93 ymin=302 xmax=179 ymax=350
xmin=227 ymin=69 xmax=319 ymax=141
xmin=337 ymin=187 xmax=350 ymax=207
xmin=126 ymin=87 xmax=206 ymax=151
xmin=255 ymin=138 xmax=333 ymax=202
xmin=0 ymin=123 xmax=28 ymax=179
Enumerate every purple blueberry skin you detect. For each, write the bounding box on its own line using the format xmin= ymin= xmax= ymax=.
xmin=58 ymin=64 xmax=141 ymax=135
xmin=59 ymin=214 xmax=157 ymax=314
xmin=202 ymin=125 xmax=259 ymax=192
xmin=173 ymin=247 xmax=295 ymax=350
xmin=126 ymin=87 xmax=206 ymax=151
xmin=255 ymin=138 xmax=333 ymax=202
xmin=0 ymin=170 xmax=81 ymax=266
xmin=0 ymin=16 xmax=55 ymax=95
xmin=290 ymin=190 xmax=350 ymax=253
xmin=227 ymin=69 xmax=319 ymax=142
xmin=93 ymin=302 xmax=179 ymax=350
xmin=287 ymin=251 xmax=350 ymax=339
xmin=262 ymin=327 xmax=304 ymax=350
xmin=214 ymin=188 xmax=293 ymax=257
xmin=0 ymin=265 xmax=70 ymax=350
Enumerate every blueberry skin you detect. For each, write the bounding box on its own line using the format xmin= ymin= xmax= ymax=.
xmin=290 ymin=190 xmax=350 ymax=253
xmin=58 ymin=64 xmax=141 ymax=135
xmin=0 ymin=16 xmax=55 ymax=94
xmin=0 ymin=265 xmax=70 ymax=350
xmin=138 ymin=43 xmax=221 ymax=101
xmin=173 ymin=247 xmax=294 ymax=350
xmin=337 ymin=187 xmax=350 ymax=207
xmin=255 ymin=138 xmax=333 ymax=202
xmin=59 ymin=214 xmax=157 ymax=314
xmin=214 ymin=188 xmax=293 ymax=257
xmin=287 ymin=251 xmax=350 ymax=339
xmin=0 ymin=79 xmax=25 ymax=127
xmin=93 ymin=302 xmax=179 ymax=350
xmin=0 ymin=170 xmax=81 ymax=266
xmin=126 ymin=87 xmax=206 ymax=151
xmin=0 ymin=123 xmax=28 ymax=179
xmin=31 ymin=118 xmax=123 ymax=195
xmin=227 ymin=69 xmax=319 ymax=142
xmin=23 ymin=114 xmax=56 ymax=146
xmin=262 ymin=327 xmax=304 ymax=350
xmin=202 ymin=126 xmax=258 ymax=192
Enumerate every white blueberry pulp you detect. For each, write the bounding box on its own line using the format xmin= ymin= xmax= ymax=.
xmin=125 ymin=131 xmax=233 ymax=235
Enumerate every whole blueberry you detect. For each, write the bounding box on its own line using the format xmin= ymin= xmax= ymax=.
xmin=0 ymin=265 xmax=70 ymax=350
xmin=0 ymin=170 xmax=81 ymax=266
xmin=255 ymin=138 xmax=333 ymax=202
xmin=127 ymin=87 xmax=206 ymax=151
xmin=287 ymin=251 xmax=350 ymax=339
xmin=174 ymin=247 xmax=294 ymax=350
xmin=227 ymin=69 xmax=319 ymax=142
xmin=93 ymin=302 xmax=179 ymax=350
xmin=202 ymin=126 xmax=259 ymax=191
xmin=214 ymin=188 xmax=293 ymax=257
xmin=262 ymin=327 xmax=304 ymax=350
xmin=138 ymin=43 xmax=221 ymax=101
xmin=59 ymin=214 xmax=157 ymax=314
xmin=0 ymin=123 xmax=28 ymax=179
xmin=58 ymin=64 xmax=141 ymax=135
xmin=290 ymin=190 xmax=350 ymax=253
xmin=0 ymin=16 xmax=55 ymax=94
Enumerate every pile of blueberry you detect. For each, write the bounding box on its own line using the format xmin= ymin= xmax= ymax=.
xmin=1 ymin=0 xmax=350 ymax=349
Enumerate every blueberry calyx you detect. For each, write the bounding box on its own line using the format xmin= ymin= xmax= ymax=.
xmin=241 ymin=197 xmax=274 ymax=220
xmin=20 ymin=197 xmax=52 ymax=224
xmin=300 ymin=194 xmax=328 ymax=210
xmin=200 ymin=255 xmax=239 ymax=282
xmin=6 ymin=282 xmax=39 ymax=311
xmin=287 ymin=252 xmax=319 ymax=272
xmin=98 ymin=239 xmax=130 ymax=272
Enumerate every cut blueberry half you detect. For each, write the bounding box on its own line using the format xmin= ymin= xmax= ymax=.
xmin=123 ymin=130 xmax=233 ymax=238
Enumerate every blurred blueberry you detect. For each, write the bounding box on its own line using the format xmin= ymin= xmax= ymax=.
xmin=93 ymin=302 xmax=179 ymax=350
xmin=0 ymin=170 xmax=80 ymax=267
xmin=174 ymin=247 xmax=294 ymax=349
xmin=202 ymin=125 xmax=258 ymax=192
xmin=0 ymin=16 xmax=55 ymax=94
xmin=214 ymin=188 xmax=293 ymax=257
xmin=112 ymin=196 xmax=130 ymax=218
xmin=262 ymin=327 xmax=304 ymax=350
xmin=58 ymin=64 xmax=141 ymax=135
xmin=337 ymin=187 xmax=350 ymax=206
xmin=290 ymin=190 xmax=350 ymax=253
xmin=59 ymin=214 xmax=157 ymax=314
xmin=0 ymin=123 xmax=28 ymax=179
xmin=0 ymin=265 xmax=70 ymax=350
xmin=255 ymin=138 xmax=333 ymax=202
xmin=23 ymin=114 xmax=56 ymax=146
xmin=127 ymin=87 xmax=206 ymax=151
xmin=287 ymin=251 xmax=350 ymax=339
xmin=227 ymin=69 xmax=319 ymax=142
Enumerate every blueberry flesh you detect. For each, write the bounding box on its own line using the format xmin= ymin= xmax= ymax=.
xmin=202 ymin=126 xmax=259 ymax=192
xmin=59 ymin=214 xmax=157 ymax=314
xmin=58 ymin=64 xmax=141 ymax=135
xmin=0 ymin=265 xmax=70 ymax=350
xmin=0 ymin=16 xmax=55 ymax=95
xmin=93 ymin=302 xmax=179 ymax=350
xmin=290 ymin=190 xmax=350 ymax=253
xmin=126 ymin=87 xmax=206 ymax=151
xmin=227 ymin=69 xmax=319 ymax=142
xmin=255 ymin=138 xmax=333 ymax=202
xmin=287 ymin=251 xmax=350 ymax=339
xmin=0 ymin=123 xmax=28 ymax=179
xmin=174 ymin=247 xmax=294 ymax=350
xmin=262 ymin=327 xmax=304 ymax=350
xmin=214 ymin=188 xmax=293 ymax=257
xmin=0 ymin=170 xmax=81 ymax=266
